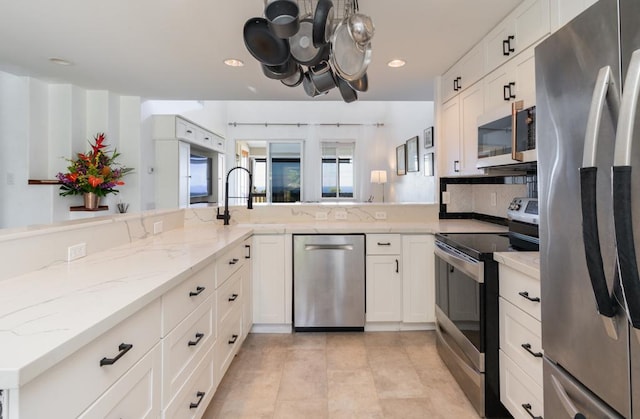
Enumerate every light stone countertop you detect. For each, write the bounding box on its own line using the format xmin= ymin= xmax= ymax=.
xmin=493 ymin=251 xmax=540 ymax=279
xmin=0 ymin=218 xmax=504 ymax=389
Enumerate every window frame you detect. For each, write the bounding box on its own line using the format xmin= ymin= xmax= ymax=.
xmin=320 ymin=142 xmax=355 ymax=200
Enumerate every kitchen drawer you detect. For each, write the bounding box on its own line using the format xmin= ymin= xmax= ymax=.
xmin=214 ymin=307 xmax=243 ymax=385
xmin=19 ymin=299 xmax=161 ymax=419
xmin=175 ymin=118 xmax=197 ymax=142
xmin=162 ymin=294 xmax=215 ymax=407
xmin=215 ymin=242 xmax=249 ymax=288
xmin=212 ymin=135 xmax=225 ymax=153
xmin=217 ymin=266 xmax=244 ymax=326
xmin=78 ymin=344 xmax=161 ymax=419
xmin=499 ymin=297 xmax=543 ymax=384
xmin=196 ymin=127 xmax=213 ymax=148
xmin=366 ymin=234 xmax=401 ymax=255
xmin=500 ymin=349 xmax=544 ymax=419
xmin=163 ymin=345 xmax=215 ymax=419
xmin=499 ymin=264 xmax=541 ymax=321
xmin=162 ymin=261 xmax=215 ymax=336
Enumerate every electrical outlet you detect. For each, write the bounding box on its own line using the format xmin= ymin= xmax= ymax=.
xmin=375 ymin=211 xmax=387 ymax=220
xmin=334 ymin=211 xmax=348 ymax=220
xmin=315 ymin=212 xmax=328 ymax=221
xmin=153 ymin=221 xmax=163 ymax=234
xmin=490 ymin=192 xmax=497 ymax=207
xmin=442 ymin=191 xmax=451 ymax=204
xmin=67 ymin=243 xmax=87 ymax=261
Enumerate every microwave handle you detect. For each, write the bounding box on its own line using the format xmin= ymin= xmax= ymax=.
xmin=511 ymin=100 xmax=524 ymax=161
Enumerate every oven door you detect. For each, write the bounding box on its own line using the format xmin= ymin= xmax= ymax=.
xmin=434 ymin=240 xmax=485 ymax=371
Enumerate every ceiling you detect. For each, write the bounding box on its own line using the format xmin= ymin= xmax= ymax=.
xmin=0 ymin=0 xmax=524 ymax=102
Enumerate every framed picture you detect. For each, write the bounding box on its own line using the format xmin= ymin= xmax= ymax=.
xmin=424 ymin=127 xmax=434 ymax=148
xmin=406 ymin=136 xmax=419 ymax=172
xmin=396 ymin=144 xmax=406 ymax=176
xmin=424 ymin=152 xmax=434 ymax=177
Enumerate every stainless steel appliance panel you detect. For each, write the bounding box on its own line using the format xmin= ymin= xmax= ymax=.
xmin=293 ymin=234 xmax=365 ymax=329
xmin=536 ymin=0 xmax=632 ymax=416
xmin=543 ymin=359 xmax=624 ymax=418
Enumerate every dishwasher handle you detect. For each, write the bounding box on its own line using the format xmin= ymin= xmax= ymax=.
xmin=304 ymin=244 xmax=354 ymax=251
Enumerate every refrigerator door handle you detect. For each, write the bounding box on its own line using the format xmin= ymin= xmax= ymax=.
xmin=613 ymin=49 xmax=640 ymax=342
xmin=579 ymin=65 xmax=620 ymax=340
xmin=551 ymin=375 xmax=582 ymax=418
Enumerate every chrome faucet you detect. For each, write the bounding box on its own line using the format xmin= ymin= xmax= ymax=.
xmin=216 ymin=166 xmax=253 ymax=225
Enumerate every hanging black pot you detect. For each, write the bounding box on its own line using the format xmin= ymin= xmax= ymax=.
xmin=313 ymin=0 xmax=334 ymax=47
xmin=243 ymin=17 xmax=290 ymax=66
xmin=336 ymin=75 xmax=358 ymax=103
xmin=308 ymin=61 xmax=337 ymax=93
xmin=261 ymin=58 xmax=298 ymax=80
xmin=265 ymin=0 xmax=300 ymax=39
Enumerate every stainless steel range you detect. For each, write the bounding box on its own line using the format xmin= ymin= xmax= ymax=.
xmin=434 ymin=198 xmax=538 ymax=418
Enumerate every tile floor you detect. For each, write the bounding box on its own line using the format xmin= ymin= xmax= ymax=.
xmin=202 ymin=331 xmax=480 ymax=419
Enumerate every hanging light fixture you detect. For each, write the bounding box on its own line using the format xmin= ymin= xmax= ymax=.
xmin=242 ymin=0 xmax=374 ymax=103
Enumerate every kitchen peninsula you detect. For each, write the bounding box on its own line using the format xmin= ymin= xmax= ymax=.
xmin=0 ymin=203 xmax=508 ymax=418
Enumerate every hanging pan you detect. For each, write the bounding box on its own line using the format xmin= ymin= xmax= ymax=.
xmin=289 ymin=18 xmax=330 ymax=67
xmin=336 ymin=75 xmax=358 ymax=103
xmin=265 ymin=0 xmax=300 ymax=39
xmin=348 ymin=72 xmax=368 ymax=92
xmin=281 ymin=64 xmax=304 ymax=87
xmin=330 ymin=19 xmax=371 ymax=82
xmin=261 ymin=58 xmax=298 ymax=80
xmin=243 ymin=17 xmax=290 ymax=65
xmin=313 ymin=0 xmax=335 ymax=47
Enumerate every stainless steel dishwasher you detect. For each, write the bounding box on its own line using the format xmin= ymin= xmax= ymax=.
xmin=293 ymin=234 xmax=365 ymax=331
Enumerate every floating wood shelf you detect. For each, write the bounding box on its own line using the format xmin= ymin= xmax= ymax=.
xmin=28 ymin=179 xmax=62 ymax=185
xmin=69 ymin=206 xmax=109 ymax=212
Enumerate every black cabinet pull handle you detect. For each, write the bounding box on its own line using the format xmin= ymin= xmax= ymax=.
xmin=229 ymin=258 xmax=239 ymax=265
xmin=454 ymin=160 xmax=460 ymax=172
xmin=188 ymin=332 xmax=204 ymax=347
xmin=395 ymin=259 xmax=399 ymax=273
xmin=521 ymin=343 xmax=543 ymax=358
xmin=503 ymin=39 xmax=510 ymax=56
xmin=100 ymin=343 xmax=133 ymax=367
xmin=228 ymin=293 xmax=239 ymax=302
xmin=509 ymin=81 xmax=516 ymax=99
xmin=519 ymin=291 xmax=541 ymax=302
xmin=377 ymin=242 xmax=391 ymax=246
xmin=507 ymin=35 xmax=515 ymax=53
xmin=228 ymin=334 xmax=239 ymax=345
xmin=204 ymin=137 xmax=210 ymax=141
xmin=186 ymin=129 xmax=193 ymax=134
xmin=521 ymin=403 xmax=542 ymax=419
xmin=189 ymin=391 xmax=206 ymax=409
xmin=453 ymin=78 xmax=458 ymax=91
xmin=503 ymin=84 xmax=510 ymax=101
xmin=189 ymin=286 xmax=206 ymax=297
xmin=245 ymin=244 xmax=251 ymax=259
xmin=457 ymin=76 xmax=462 ymax=90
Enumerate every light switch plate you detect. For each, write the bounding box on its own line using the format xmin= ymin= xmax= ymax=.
xmin=442 ymin=191 xmax=451 ymax=204
xmin=315 ymin=212 xmax=328 ymax=220
xmin=490 ymin=192 xmax=497 ymax=207
xmin=153 ymin=221 xmax=163 ymax=234
xmin=67 ymin=243 xmax=87 ymax=261
xmin=334 ymin=211 xmax=348 ymax=220
xmin=375 ymin=211 xmax=387 ymax=220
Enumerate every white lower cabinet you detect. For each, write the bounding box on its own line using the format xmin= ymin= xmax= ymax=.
xmin=402 ymin=235 xmax=435 ymax=323
xmin=366 ymin=234 xmax=402 ymax=322
xmin=252 ymin=234 xmax=287 ymax=325
xmin=78 ymin=344 xmax=162 ymax=419
xmin=498 ymin=259 xmax=543 ymax=418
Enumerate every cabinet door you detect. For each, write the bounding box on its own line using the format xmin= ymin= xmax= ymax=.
xmin=459 ymin=82 xmax=485 ymax=175
xmin=242 ymin=238 xmax=253 ymax=340
xmin=252 ymin=235 xmax=286 ymax=324
xmin=439 ymin=97 xmax=461 ymax=177
xmin=513 ymin=47 xmax=536 ymax=107
xmin=179 ymin=141 xmax=190 ymax=208
xmin=550 ymin=0 xmax=596 ymax=31
xmin=442 ymin=63 xmax=461 ymax=103
xmin=366 ymin=255 xmax=402 ymax=322
xmin=460 ymin=43 xmax=486 ymax=90
xmin=485 ymin=18 xmax=516 ymax=72
xmin=513 ymin=0 xmax=550 ymax=54
xmin=484 ymin=63 xmax=512 ymax=112
xmin=402 ymin=235 xmax=435 ymax=323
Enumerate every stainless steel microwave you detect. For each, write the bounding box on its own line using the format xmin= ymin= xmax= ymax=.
xmin=476 ymin=101 xmax=536 ymax=168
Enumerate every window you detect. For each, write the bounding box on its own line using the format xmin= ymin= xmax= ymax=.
xmin=269 ymin=142 xmax=302 ymax=203
xmin=322 ymin=142 xmax=354 ymax=198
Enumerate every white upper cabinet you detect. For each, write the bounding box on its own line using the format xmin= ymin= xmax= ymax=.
xmin=152 ymin=115 xmax=224 ymax=153
xmin=549 ymin=0 xmax=598 ymax=32
xmin=485 ymin=0 xmax=550 ymax=73
xmin=484 ymin=46 xmax=537 ymax=112
xmin=442 ymin=43 xmax=486 ymax=103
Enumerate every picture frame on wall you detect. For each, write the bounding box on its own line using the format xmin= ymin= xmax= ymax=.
xmin=396 ymin=144 xmax=406 ymax=176
xmin=406 ymin=136 xmax=419 ymax=172
xmin=424 ymin=126 xmax=434 ymax=148
xmin=424 ymin=152 xmax=434 ymax=177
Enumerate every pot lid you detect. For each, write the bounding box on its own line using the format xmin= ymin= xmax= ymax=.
xmin=330 ymin=20 xmax=371 ymax=82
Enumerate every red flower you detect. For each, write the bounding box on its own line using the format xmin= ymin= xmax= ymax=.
xmin=116 ymin=181 xmax=125 ymax=186
xmin=66 ymin=173 xmax=78 ymax=182
xmin=88 ymin=175 xmax=103 ymax=188
xmin=91 ymin=133 xmax=106 ymax=154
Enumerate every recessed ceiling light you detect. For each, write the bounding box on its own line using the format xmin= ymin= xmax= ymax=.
xmin=224 ymin=58 xmax=245 ymax=67
xmin=387 ymin=59 xmax=406 ymax=68
xmin=49 ymin=57 xmax=73 ymax=66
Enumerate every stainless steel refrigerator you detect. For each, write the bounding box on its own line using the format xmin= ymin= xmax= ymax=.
xmin=537 ymin=0 xmax=640 ymax=417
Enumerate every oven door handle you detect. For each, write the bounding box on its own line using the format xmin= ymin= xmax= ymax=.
xmin=434 ymin=242 xmax=484 ymax=284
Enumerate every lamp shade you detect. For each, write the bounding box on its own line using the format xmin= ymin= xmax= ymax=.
xmin=370 ymin=170 xmax=387 ymax=184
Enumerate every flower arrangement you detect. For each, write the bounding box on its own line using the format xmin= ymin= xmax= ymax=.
xmin=56 ymin=133 xmax=133 ymax=197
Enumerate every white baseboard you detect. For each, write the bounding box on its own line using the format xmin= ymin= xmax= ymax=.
xmin=364 ymin=322 xmax=435 ymax=332
xmin=250 ymin=324 xmax=292 ymax=334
